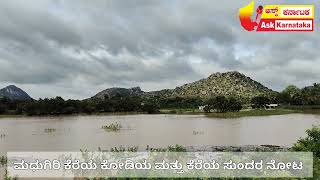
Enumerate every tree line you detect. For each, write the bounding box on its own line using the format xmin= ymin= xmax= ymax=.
xmin=0 ymin=95 xmax=160 ymax=115
xmin=251 ymin=83 xmax=320 ymax=108
xmin=276 ymin=83 xmax=320 ymax=105
xmin=0 ymin=95 xmax=242 ymax=115
xmin=1 ymin=83 xmax=320 ymax=115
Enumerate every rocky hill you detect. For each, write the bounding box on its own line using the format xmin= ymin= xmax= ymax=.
xmin=148 ymin=71 xmax=274 ymax=101
xmin=92 ymin=87 xmax=144 ymax=99
xmin=93 ymin=71 xmax=274 ymax=102
xmin=0 ymin=85 xmax=32 ymax=101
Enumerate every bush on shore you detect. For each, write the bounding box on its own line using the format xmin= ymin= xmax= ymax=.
xmin=292 ymin=126 xmax=320 ymax=178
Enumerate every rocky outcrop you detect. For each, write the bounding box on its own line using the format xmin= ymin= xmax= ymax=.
xmin=147 ymin=71 xmax=274 ymax=102
xmin=92 ymin=87 xmax=144 ymax=99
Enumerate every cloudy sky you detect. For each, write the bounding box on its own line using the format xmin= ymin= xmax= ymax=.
xmin=0 ymin=0 xmax=319 ymax=99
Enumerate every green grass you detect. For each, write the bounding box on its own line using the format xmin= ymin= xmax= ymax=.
xmin=282 ymin=105 xmax=320 ymax=114
xmin=205 ymin=109 xmax=301 ymax=118
xmin=301 ymin=110 xmax=320 ymax=115
xmin=160 ymin=108 xmax=302 ymax=118
xmin=0 ymin=114 xmax=26 ymax=118
xmin=160 ymin=108 xmax=202 ymax=114
xmin=282 ymin=105 xmax=320 ymax=110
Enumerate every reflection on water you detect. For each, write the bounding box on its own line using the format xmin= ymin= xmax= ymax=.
xmin=0 ymin=114 xmax=320 ymax=153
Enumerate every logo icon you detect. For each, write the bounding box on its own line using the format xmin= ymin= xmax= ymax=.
xmin=239 ymin=1 xmax=314 ymax=32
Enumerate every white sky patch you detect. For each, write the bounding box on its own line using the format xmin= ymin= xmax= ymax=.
xmin=234 ymin=44 xmax=256 ymax=60
xmin=188 ymin=55 xmax=228 ymax=78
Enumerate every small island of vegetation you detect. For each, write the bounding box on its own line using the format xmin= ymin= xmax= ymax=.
xmin=102 ymin=123 xmax=122 ymax=132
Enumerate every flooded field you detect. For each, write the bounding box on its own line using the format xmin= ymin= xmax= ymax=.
xmin=0 ymin=114 xmax=320 ymax=153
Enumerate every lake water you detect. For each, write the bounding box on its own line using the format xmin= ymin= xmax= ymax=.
xmin=0 ymin=114 xmax=320 ymax=153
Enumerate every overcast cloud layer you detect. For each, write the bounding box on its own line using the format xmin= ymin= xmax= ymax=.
xmin=0 ymin=0 xmax=319 ymax=99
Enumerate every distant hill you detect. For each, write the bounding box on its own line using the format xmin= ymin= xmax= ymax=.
xmin=92 ymin=87 xmax=144 ymax=99
xmin=92 ymin=71 xmax=274 ymax=102
xmin=0 ymin=85 xmax=32 ymax=101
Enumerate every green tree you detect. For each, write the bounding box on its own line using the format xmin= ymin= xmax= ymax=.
xmin=292 ymin=126 xmax=320 ymax=178
xmin=0 ymin=104 xmax=6 ymax=114
xmin=208 ymin=96 xmax=228 ymax=113
xmin=291 ymin=92 xmax=304 ymax=105
xmin=203 ymin=105 xmax=211 ymax=113
xmin=141 ymin=102 xmax=160 ymax=114
xmin=276 ymin=92 xmax=291 ymax=104
xmin=301 ymin=83 xmax=320 ymax=105
xmin=207 ymin=96 xmax=242 ymax=113
xmin=279 ymin=85 xmax=302 ymax=105
xmin=228 ymin=97 xmax=242 ymax=112
xmin=251 ymin=96 xmax=270 ymax=108
xmin=283 ymin=85 xmax=301 ymax=98
xmin=0 ymin=97 xmax=9 ymax=114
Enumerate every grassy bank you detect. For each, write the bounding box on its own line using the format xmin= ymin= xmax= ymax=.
xmin=161 ymin=108 xmax=303 ymax=118
xmin=282 ymin=105 xmax=320 ymax=114
xmin=161 ymin=105 xmax=320 ymax=118
xmin=205 ymin=109 xmax=301 ymax=118
xmin=1 ymin=106 xmax=320 ymax=119
xmin=160 ymin=108 xmax=203 ymax=114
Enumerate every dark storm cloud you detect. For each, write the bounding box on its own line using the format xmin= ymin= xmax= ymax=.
xmin=0 ymin=0 xmax=319 ymax=99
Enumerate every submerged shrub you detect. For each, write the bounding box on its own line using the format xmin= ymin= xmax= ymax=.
xmin=44 ymin=128 xmax=56 ymax=133
xmin=0 ymin=155 xmax=7 ymax=166
xmin=167 ymin=144 xmax=187 ymax=152
xmin=102 ymin=123 xmax=122 ymax=132
xmin=110 ymin=146 xmax=138 ymax=152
